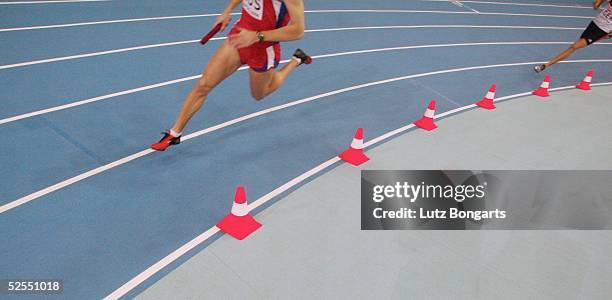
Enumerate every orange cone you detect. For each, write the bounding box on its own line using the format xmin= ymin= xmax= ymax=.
xmin=414 ymin=100 xmax=438 ymax=131
xmin=216 ymin=186 xmax=261 ymax=240
xmin=576 ymin=70 xmax=594 ymax=90
xmin=532 ymin=75 xmax=551 ymax=97
xmin=476 ymin=84 xmax=496 ymax=110
xmin=338 ymin=128 xmax=370 ymax=166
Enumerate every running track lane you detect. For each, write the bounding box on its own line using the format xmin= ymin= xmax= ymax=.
xmin=0 ymin=9 xmax=598 ymax=64
xmin=2 ymin=1 xmax=611 ymax=299
xmin=1 ymin=42 xmax=611 ymax=203
xmin=107 ymin=81 xmax=612 ymax=299
xmin=2 ymin=59 xmax=611 ymax=300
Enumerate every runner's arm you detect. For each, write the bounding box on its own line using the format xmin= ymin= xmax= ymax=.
xmin=260 ymin=0 xmax=305 ymax=41
xmin=214 ymin=0 xmax=241 ymax=30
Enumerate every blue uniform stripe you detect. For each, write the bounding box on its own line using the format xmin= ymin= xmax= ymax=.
xmin=275 ymin=2 xmax=287 ymax=29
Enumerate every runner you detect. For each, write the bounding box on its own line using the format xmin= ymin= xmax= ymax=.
xmin=534 ymin=0 xmax=611 ymax=73
xmin=151 ymin=0 xmax=311 ymax=151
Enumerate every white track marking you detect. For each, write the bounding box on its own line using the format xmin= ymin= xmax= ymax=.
xmin=423 ymin=0 xmax=593 ymax=9
xmin=0 ymin=13 xmax=238 ymax=32
xmin=463 ymin=4 xmax=480 ymax=14
xmin=310 ymin=42 xmax=612 ymax=60
xmin=4 ymin=41 xmax=611 ymax=125
xmin=0 ymin=149 xmax=154 ymax=214
xmin=303 ymin=9 xmax=593 ymax=19
xmin=0 ymin=75 xmax=200 ymax=125
xmin=2 ymin=58 xmax=612 ymax=215
xmin=451 ymin=1 xmax=480 ymax=13
xmin=103 ymin=226 xmax=220 ymax=300
xmin=103 ymin=156 xmax=341 ymax=300
xmin=459 ymin=0 xmax=592 ymax=9
xmin=0 ymin=9 xmax=594 ymax=32
xmin=306 ymin=25 xmax=584 ymax=33
xmin=0 ymin=0 xmax=109 ymax=4
xmin=1 ymin=25 xmax=588 ymax=70
xmin=0 ymin=39 xmax=202 ymax=70
xmin=104 ymin=81 xmax=612 ymax=300
xmin=366 ymin=82 xmax=612 ymax=146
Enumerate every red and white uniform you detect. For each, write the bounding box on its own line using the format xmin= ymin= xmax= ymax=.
xmin=594 ymin=0 xmax=612 ymax=33
xmin=230 ymin=0 xmax=291 ymax=72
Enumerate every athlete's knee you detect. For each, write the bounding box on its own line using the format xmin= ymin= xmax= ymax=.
xmin=572 ymin=39 xmax=587 ymax=50
xmin=570 ymin=44 xmax=582 ymax=50
xmin=193 ymin=77 xmax=215 ymax=97
xmin=250 ymin=90 xmax=267 ymax=101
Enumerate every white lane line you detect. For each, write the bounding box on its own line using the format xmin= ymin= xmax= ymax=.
xmin=423 ymin=0 xmax=593 ymax=9
xmin=306 ymin=24 xmax=584 ymax=33
xmin=0 ymin=13 xmax=238 ymax=32
xmin=4 ymin=41 xmax=611 ymax=125
xmin=103 ymin=226 xmax=221 ymax=300
xmin=2 ymin=58 xmax=611 ymax=215
xmin=367 ymin=82 xmax=612 ymax=146
xmin=1 ymin=25 xmax=588 ymax=70
xmin=303 ymin=9 xmax=593 ymax=19
xmin=0 ymin=39 xmax=203 ymax=70
xmin=103 ymin=157 xmax=341 ymax=300
xmin=0 ymin=0 xmax=110 ymax=4
xmin=451 ymin=1 xmax=481 ymax=13
xmin=0 ymin=9 xmax=594 ymax=32
xmin=462 ymin=3 xmax=481 ymax=14
xmin=0 ymin=75 xmax=201 ymax=125
xmin=310 ymin=43 xmax=612 ymax=60
xmin=105 ymin=81 xmax=612 ymax=300
xmin=0 ymin=149 xmax=154 ymax=214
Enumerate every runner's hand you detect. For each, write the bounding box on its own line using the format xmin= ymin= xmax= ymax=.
xmin=593 ymin=0 xmax=603 ymax=9
xmin=214 ymin=12 xmax=232 ymax=31
xmin=228 ymin=27 xmax=258 ymax=49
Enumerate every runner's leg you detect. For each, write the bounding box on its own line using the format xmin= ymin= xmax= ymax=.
xmin=171 ymin=41 xmax=242 ymax=133
xmin=248 ymin=59 xmax=300 ymax=100
xmin=544 ymin=38 xmax=588 ymax=68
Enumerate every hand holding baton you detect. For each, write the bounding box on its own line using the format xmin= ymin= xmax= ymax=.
xmin=200 ymin=23 xmax=222 ymax=45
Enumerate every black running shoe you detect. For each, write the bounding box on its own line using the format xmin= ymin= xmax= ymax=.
xmin=151 ymin=131 xmax=181 ymax=151
xmin=293 ymin=48 xmax=312 ymax=65
xmin=534 ymin=64 xmax=546 ymax=73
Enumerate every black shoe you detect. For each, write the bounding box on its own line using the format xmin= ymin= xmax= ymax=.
xmin=534 ymin=64 xmax=546 ymax=73
xmin=151 ymin=131 xmax=181 ymax=151
xmin=293 ymin=48 xmax=312 ymax=65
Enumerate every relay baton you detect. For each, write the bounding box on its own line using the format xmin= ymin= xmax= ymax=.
xmin=200 ymin=23 xmax=222 ymax=45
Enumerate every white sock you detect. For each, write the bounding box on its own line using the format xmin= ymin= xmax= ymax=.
xmin=170 ymin=129 xmax=182 ymax=137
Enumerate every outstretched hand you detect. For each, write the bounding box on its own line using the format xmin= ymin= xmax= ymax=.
xmin=213 ymin=12 xmax=232 ymax=31
xmin=228 ymin=27 xmax=259 ymax=49
xmin=593 ymin=0 xmax=604 ymax=9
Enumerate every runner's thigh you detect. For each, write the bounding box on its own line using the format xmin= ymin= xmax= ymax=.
xmin=201 ymin=41 xmax=243 ymax=88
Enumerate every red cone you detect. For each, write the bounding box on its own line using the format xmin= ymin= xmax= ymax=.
xmin=532 ymin=75 xmax=551 ymax=97
xmin=338 ymin=128 xmax=370 ymax=166
xmin=576 ymin=70 xmax=594 ymax=90
xmin=216 ymin=186 xmax=261 ymax=240
xmin=414 ymin=100 xmax=438 ymax=131
xmin=476 ymin=84 xmax=497 ymax=110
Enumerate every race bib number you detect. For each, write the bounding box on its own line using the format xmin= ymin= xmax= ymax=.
xmin=603 ymin=7 xmax=612 ymax=22
xmin=243 ymin=0 xmax=264 ymax=20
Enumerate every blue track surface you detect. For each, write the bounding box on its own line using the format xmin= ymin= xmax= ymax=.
xmin=1 ymin=0 xmax=611 ymax=298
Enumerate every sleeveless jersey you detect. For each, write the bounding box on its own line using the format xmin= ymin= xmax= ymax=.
xmin=239 ymin=0 xmax=291 ymax=32
xmin=594 ymin=1 xmax=612 ymax=33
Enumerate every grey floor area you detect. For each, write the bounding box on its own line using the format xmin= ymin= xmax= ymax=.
xmin=138 ymin=86 xmax=612 ymax=300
